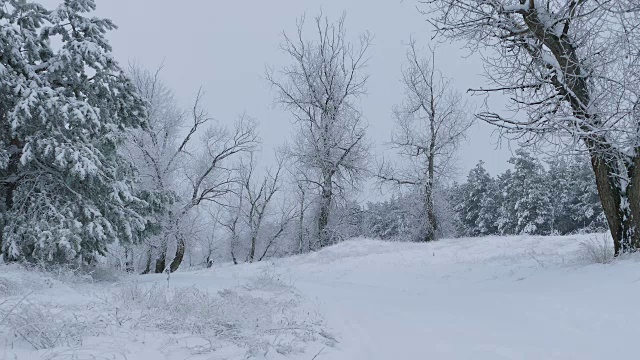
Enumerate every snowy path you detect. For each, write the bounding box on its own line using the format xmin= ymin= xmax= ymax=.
xmin=295 ymin=265 xmax=624 ymax=360
xmin=201 ymin=235 xmax=640 ymax=359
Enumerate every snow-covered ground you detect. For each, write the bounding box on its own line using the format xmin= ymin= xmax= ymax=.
xmin=2 ymin=233 xmax=640 ymax=359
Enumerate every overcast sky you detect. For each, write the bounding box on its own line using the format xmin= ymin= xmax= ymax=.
xmin=84 ymin=0 xmax=517 ymax=199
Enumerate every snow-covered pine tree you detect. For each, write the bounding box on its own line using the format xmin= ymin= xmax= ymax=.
xmin=495 ymin=169 xmax=516 ymax=235
xmin=0 ymin=0 xmax=151 ymax=264
xmin=360 ymin=189 xmax=453 ymax=242
xmin=566 ymin=156 xmax=607 ymax=232
xmin=364 ymin=199 xmax=406 ymax=240
xmin=454 ymin=154 xmax=606 ymax=237
xmin=508 ymin=150 xmax=552 ymax=235
xmin=546 ymin=155 xmax=607 ymax=235
xmin=457 ymin=161 xmax=499 ymax=236
xmin=329 ymin=200 xmax=365 ymax=241
xmin=448 ymin=181 xmax=467 ymax=236
xmin=477 ymin=182 xmax=500 ymax=236
xmin=547 ymin=157 xmax=573 ymax=234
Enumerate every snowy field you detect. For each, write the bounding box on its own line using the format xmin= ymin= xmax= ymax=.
xmin=2 ymin=233 xmax=640 ymax=359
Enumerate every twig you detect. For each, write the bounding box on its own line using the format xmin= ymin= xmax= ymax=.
xmin=527 ymin=250 xmax=546 ymax=269
xmin=312 ymin=346 xmax=325 ymax=359
xmin=0 ymin=291 xmax=33 ymax=325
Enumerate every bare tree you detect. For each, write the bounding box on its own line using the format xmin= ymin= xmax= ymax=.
xmin=218 ymin=150 xmax=298 ymax=263
xmin=238 ymin=152 xmax=287 ymax=262
xmin=169 ymin=113 xmax=258 ymax=271
xmin=127 ymin=64 xmax=186 ymax=274
xmin=377 ymin=40 xmax=473 ymax=242
xmin=201 ymin=206 xmax=222 ymax=267
xmin=127 ymin=65 xmax=258 ymax=273
xmin=219 ymin=184 xmax=244 ymax=266
xmin=420 ymin=0 xmax=640 ymax=254
xmin=258 ymin=199 xmax=296 ymax=261
xmin=267 ymin=13 xmax=371 ymax=248
xmin=294 ymin=173 xmax=314 ymax=253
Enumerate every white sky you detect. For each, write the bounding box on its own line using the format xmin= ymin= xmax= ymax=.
xmin=86 ymin=0 xmax=517 ymax=199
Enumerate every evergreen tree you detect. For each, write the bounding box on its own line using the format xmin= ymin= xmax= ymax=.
xmin=0 ymin=0 xmax=150 ymax=264
xmin=566 ymin=156 xmax=607 ymax=232
xmin=448 ymin=181 xmax=467 ymax=236
xmin=502 ymin=150 xmax=552 ymax=235
xmin=453 ymin=153 xmax=607 ymax=238
xmin=546 ymin=155 xmax=607 ymax=234
xmin=456 ymin=161 xmax=499 ymax=236
xmin=495 ymin=169 xmax=516 ymax=235
xmin=547 ymin=157 xmax=574 ymax=234
xmin=364 ymin=197 xmax=407 ymax=240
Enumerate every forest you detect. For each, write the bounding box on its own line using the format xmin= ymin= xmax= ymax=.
xmin=1 ymin=0 xmax=639 ymax=358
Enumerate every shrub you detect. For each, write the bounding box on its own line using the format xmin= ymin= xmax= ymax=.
xmin=4 ymin=301 xmax=106 ymax=349
xmin=579 ymin=234 xmax=614 ymax=264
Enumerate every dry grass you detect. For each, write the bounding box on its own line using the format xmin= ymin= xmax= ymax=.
xmin=579 ymin=234 xmax=614 ymax=264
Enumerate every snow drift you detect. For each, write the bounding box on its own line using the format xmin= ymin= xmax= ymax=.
xmin=2 ymin=233 xmax=639 ymax=359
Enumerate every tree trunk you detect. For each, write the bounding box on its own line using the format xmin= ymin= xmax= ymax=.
xmin=142 ymin=247 xmax=152 ymax=274
xmin=424 ymin=84 xmax=438 ymax=243
xmin=298 ymin=187 xmax=306 ymax=253
xmin=1 ymin=138 xmax=21 ymax=261
xmin=0 ymin=212 xmax=4 ymax=259
xmin=248 ymin=232 xmax=257 ymax=263
xmin=317 ymin=174 xmax=333 ymax=248
xmin=154 ymin=248 xmax=166 ymax=273
xmin=166 ymin=215 xmax=188 ymax=272
xmin=424 ymin=141 xmax=437 ymax=242
xmin=423 ymin=186 xmax=436 ymax=242
xmin=231 ymin=248 xmax=238 ymax=265
xmin=625 ymin=156 xmax=640 ymax=252
xmin=169 ymin=236 xmax=185 ymax=272
xmin=589 ymin=150 xmax=640 ymax=255
xmin=124 ymin=247 xmax=134 ymax=273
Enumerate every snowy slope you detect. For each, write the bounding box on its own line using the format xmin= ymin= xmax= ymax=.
xmin=2 ymin=233 xmax=640 ymax=359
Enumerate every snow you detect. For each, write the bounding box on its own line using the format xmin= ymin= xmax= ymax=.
xmin=501 ymin=4 xmax=529 ymax=13
xmin=3 ymin=233 xmax=640 ymax=359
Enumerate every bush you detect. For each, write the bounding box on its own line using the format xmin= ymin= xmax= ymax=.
xmin=0 ymin=266 xmax=332 ymax=356
xmin=243 ymin=267 xmax=295 ymax=294
xmin=111 ymin=281 xmax=328 ymax=355
xmin=579 ymin=235 xmax=614 ymax=264
xmin=4 ymin=301 xmax=106 ymax=349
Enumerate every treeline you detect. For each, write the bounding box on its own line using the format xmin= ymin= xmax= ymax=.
xmin=327 ymin=149 xmax=605 ymax=241
xmin=327 ymin=189 xmax=457 ymax=242
xmin=451 ymin=150 xmax=606 ymax=237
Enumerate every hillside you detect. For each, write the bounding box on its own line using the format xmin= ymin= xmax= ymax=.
xmin=2 ymin=233 xmax=639 ymax=359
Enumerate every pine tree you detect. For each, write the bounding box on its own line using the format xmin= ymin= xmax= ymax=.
xmin=453 ymin=153 xmax=607 ymax=238
xmin=0 ymin=0 xmax=150 ymax=264
xmin=567 ymin=156 xmax=607 ymax=232
xmin=508 ymin=150 xmax=552 ymax=235
xmin=495 ymin=169 xmax=516 ymax=235
xmin=547 ymin=157 xmax=573 ymax=234
xmin=364 ymin=198 xmax=405 ymax=240
xmin=457 ymin=161 xmax=499 ymax=236
xmin=546 ymin=155 xmax=607 ymax=234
